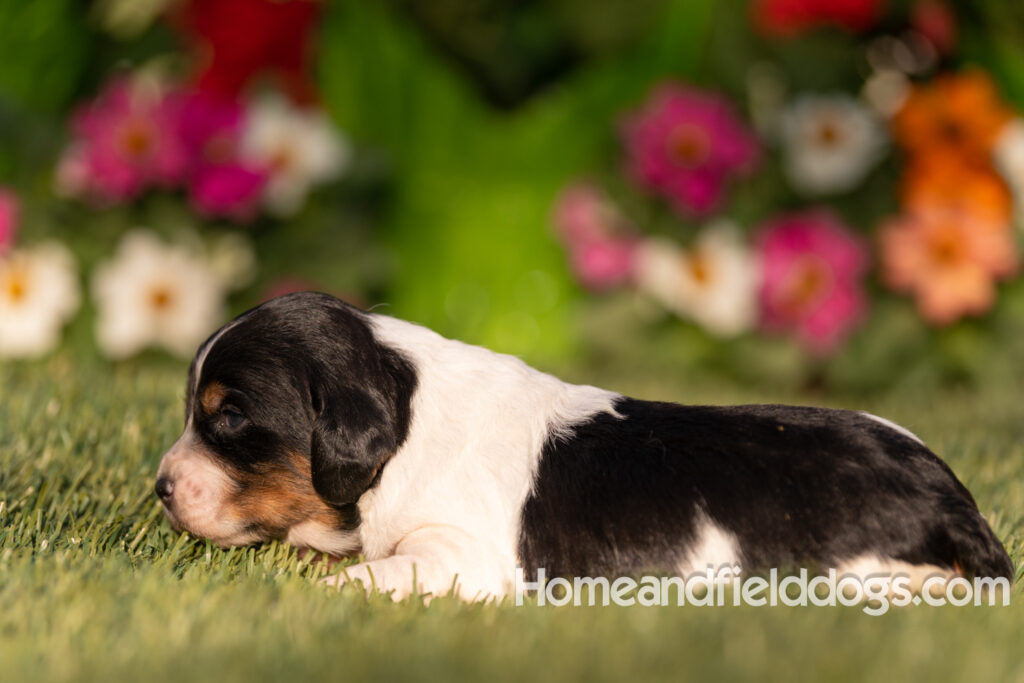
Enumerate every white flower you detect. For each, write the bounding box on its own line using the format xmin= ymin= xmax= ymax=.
xmin=92 ymin=230 xmax=225 ymax=359
xmin=779 ymin=94 xmax=887 ymax=196
xmin=634 ymin=222 xmax=758 ymax=337
xmin=0 ymin=242 xmax=80 ymax=358
xmin=242 ymin=96 xmax=350 ymax=217
xmin=994 ymin=118 xmax=1024 ymax=229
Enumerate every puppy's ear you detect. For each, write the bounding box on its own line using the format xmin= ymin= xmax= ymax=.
xmin=309 ymin=349 xmax=416 ymax=508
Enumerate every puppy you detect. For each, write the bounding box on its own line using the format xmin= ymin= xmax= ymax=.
xmin=155 ymin=292 xmax=1013 ymax=600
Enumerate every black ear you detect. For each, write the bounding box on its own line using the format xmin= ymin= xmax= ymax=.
xmin=309 ymin=347 xmax=416 ymax=508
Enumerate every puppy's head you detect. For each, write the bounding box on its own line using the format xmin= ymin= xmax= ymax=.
xmin=155 ymin=292 xmax=416 ymax=553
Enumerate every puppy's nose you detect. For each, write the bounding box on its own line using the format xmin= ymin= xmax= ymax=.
xmin=155 ymin=476 xmax=174 ymax=502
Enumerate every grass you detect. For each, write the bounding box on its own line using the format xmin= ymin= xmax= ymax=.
xmin=3 ymin=356 xmax=1024 ymax=683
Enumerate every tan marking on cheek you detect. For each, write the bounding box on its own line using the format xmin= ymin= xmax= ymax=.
xmin=222 ymin=452 xmax=349 ymax=538
xmin=201 ymin=382 xmax=227 ymax=414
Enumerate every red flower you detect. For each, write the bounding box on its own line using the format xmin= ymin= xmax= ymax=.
xmin=753 ymin=0 xmax=884 ymax=37
xmin=175 ymin=0 xmax=321 ymax=102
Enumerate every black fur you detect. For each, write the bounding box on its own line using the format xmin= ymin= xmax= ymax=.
xmin=189 ymin=292 xmax=417 ymax=525
xmin=519 ymin=398 xmax=1012 ymax=580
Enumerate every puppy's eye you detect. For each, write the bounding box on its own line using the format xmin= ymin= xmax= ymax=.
xmin=220 ymin=406 xmax=246 ymax=430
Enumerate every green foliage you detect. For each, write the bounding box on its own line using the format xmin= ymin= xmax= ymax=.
xmin=0 ymin=0 xmax=94 ymax=115
xmin=315 ymin=1 xmax=721 ymax=361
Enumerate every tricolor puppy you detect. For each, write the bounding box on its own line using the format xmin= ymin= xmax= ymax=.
xmin=156 ymin=292 xmax=1013 ymax=599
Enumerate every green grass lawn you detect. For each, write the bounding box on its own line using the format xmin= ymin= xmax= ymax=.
xmin=3 ymin=356 xmax=1024 ymax=683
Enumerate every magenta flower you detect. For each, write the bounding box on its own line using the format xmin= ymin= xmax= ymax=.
xmin=0 ymin=188 xmax=18 ymax=252
xmin=622 ymin=84 xmax=760 ymax=216
xmin=756 ymin=211 xmax=869 ymax=353
xmin=67 ymin=77 xmax=188 ymax=201
xmin=190 ymin=164 xmax=266 ymax=220
xmin=179 ymin=92 xmax=266 ymax=219
xmin=553 ymin=183 xmax=637 ymax=290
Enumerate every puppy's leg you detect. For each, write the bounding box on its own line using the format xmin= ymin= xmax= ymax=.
xmin=321 ymin=525 xmax=509 ymax=602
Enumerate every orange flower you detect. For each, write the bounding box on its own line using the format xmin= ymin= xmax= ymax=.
xmin=892 ymin=70 xmax=1013 ymax=164
xmin=879 ymin=208 xmax=1018 ymax=325
xmin=901 ymin=152 xmax=1013 ymax=227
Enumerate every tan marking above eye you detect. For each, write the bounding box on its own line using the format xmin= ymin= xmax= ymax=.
xmin=201 ymin=381 xmax=228 ymax=415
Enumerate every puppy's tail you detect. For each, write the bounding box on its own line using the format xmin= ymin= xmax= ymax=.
xmin=944 ymin=504 xmax=1015 ymax=580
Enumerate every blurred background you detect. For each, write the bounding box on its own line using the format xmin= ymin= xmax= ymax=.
xmin=3 ymin=0 xmax=1024 ymax=395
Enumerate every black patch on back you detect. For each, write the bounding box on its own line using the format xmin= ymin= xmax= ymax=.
xmin=519 ymin=398 xmax=1012 ymax=579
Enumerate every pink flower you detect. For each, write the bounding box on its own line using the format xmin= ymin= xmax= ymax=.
xmin=570 ymin=240 xmax=637 ymax=291
xmin=622 ymin=84 xmax=759 ymax=216
xmin=757 ymin=211 xmax=869 ymax=353
xmin=190 ymin=164 xmax=266 ymax=220
xmin=66 ymin=77 xmax=188 ymax=201
xmin=0 ymin=188 xmax=18 ymax=252
xmin=553 ymin=183 xmax=637 ymax=290
xmin=178 ymin=92 xmax=266 ymax=218
xmin=554 ymin=183 xmax=631 ymax=246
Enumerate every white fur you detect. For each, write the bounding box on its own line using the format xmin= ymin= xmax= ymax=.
xmin=836 ymin=554 xmax=953 ymax=595
xmin=676 ymin=514 xmax=741 ymax=577
xmin=286 ymin=520 xmax=361 ymax=557
xmin=185 ymin=316 xmax=244 ymax=431
xmin=860 ymin=412 xmax=924 ymax=445
xmin=156 ymin=431 xmax=258 ymax=546
xmin=322 ymin=313 xmax=620 ymax=600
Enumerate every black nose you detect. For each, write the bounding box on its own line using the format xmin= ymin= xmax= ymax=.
xmin=155 ymin=477 xmax=174 ymax=502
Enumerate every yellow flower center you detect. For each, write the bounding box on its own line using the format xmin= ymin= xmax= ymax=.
xmin=269 ymin=145 xmax=294 ymax=173
xmin=148 ymin=285 xmax=174 ymax=312
xmin=1 ymin=264 xmax=29 ymax=305
xmin=668 ymin=125 xmax=710 ymax=167
xmin=778 ymin=256 xmax=832 ymax=315
xmin=687 ymin=251 xmax=714 ymax=286
xmin=816 ymin=120 xmax=843 ymax=147
xmin=119 ymin=120 xmax=153 ymax=160
xmin=927 ymin=225 xmax=966 ymax=267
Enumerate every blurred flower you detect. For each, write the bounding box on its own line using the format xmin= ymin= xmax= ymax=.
xmin=0 ymin=188 xmax=19 ymax=253
xmin=554 ymin=183 xmax=632 ymax=246
xmin=179 ymin=91 xmax=267 ymax=219
xmin=779 ymin=94 xmax=886 ymax=196
xmin=634 ymin=222 xmax=758 ymax=336
xmin=621 ymin=84 xmax=759 ymax=216
xmin=553 ymin=183 xmax=638 ymax=291
xmin=911 ymin=0 xmax=957 ymax=55
xmin=569 ymin=240 xmax=637 ymax=291
xmin=901 ymin=153 xmax=1012 ymax=228
xmin=752 ymin=0 xmax=884 ymax=37
xmin=0 ymin=242 xmax=80 ymax=358
xmin=176 ymin=0 xmax=321 ymax=102
xmin=207 ymin=232 xmax=258 ymax=292
xmin=893 ymin=71 xmax=1013 ymax=165
xmin=993 ymin=118 xmax=1024 ymax=228
xmin=242 ymin=95 xmax=349 ymax=216
xmin=879 ymin=209 xmax=1018 ymax=325
xmin=64 ymin=77 xmax=188 ymax=202
xmin=757 ymin=211 xmax=869 ymax=353
xmin=92 ymin=231 xmax=225 ymax=359
xmin=190 ymin=164 xmax=267 ymax=220
xmin=862 ymin=69 xmax=910 ymax=118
